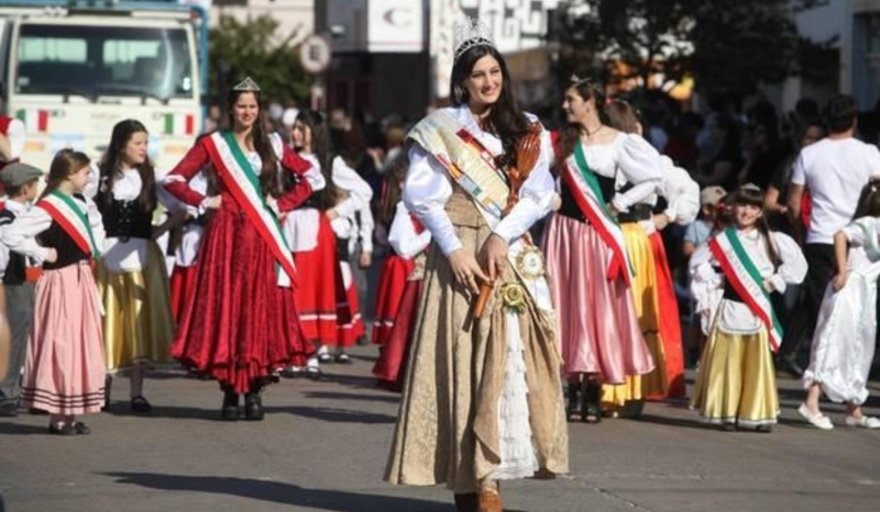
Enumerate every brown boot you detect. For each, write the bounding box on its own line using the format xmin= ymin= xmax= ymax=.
xmin=454 ymin=492 xmax=478 ymax=512
xmin=477 ymin=488 xmax=503 ymax=512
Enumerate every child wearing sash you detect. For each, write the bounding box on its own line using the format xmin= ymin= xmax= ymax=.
xmin=690 ymin=185 xmax=806 ymax=432
xmin=163 ymin=78 xmax=323 ymax=421
xmin=799 ymin=179 xmax=880 ymax=430
xmin=385 ymin=20 xmax=568 ymax=512
xmin=2 ymin=150 xmax=106 ymax=434
xmin=94 ymin=119 xmax=179 ymax=413
xmin=542 ymin=78 xmax=659 ymax=423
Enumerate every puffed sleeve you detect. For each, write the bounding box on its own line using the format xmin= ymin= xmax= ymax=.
xmin=388 ymin=201 xmax=432 ymax=259
xmin=1 ymin=207 xmax=52 ymax=263
xmin=661 ymin=158 xmax=700 ymax=225
xmin=493 ymin=120 xmax=556 ymax=245
xmin=403 ymin=144 xmax=459 ymax=256
xmin=358 ymin=200 xmax=375 ymax=253
xmin=766 ymin=232 xmax=807 ymax=293
xmin=84 ymin=196 xmax=107 ymax=255
xmin=688 ymin=243 xmax=722 ymax=312
xmin=331 ymin=156 xmax=373 ymax=219
xmin=610 ymin=134 xmax=664 ymax=213
xmin=840 ymin=217 xmax=876 ymax=247
xmin=164 ymin=137 xmax=212 ymax=208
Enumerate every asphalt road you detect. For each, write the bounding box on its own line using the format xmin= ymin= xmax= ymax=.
xmin=1 ymin=346 xmax=878 ymax=512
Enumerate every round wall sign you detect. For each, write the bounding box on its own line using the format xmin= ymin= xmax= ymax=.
xmin=299 ymin=34 xmax=332 ymax=74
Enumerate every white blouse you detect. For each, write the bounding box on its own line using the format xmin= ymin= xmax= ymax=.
xmin=658 ymin=156 xmax=700 ymax=225
xmin=690 ymin=228 xmax=807 ymax=333
xmin=388 ymin=200 xmax=432 ymax=259
xmin=0 ymin=199 xmax=30 ymax=279
xmin=2 ymin=194 xmax=106 ymax=264
xmin=578 ymin=132 xmax=664 ymax=214
xmin=403 ymin=105 xmax=556 ymax=256
xmin=330 ymin=156 xmax=374 ymax=253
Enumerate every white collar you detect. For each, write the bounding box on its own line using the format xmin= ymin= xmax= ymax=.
xmin=3 ymin=198 xmax=30 ymax=214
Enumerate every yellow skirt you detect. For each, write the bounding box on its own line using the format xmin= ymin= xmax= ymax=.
xmin=602 ymin=222 xmax=667 ymax=408
xmin=690 ymin=327 xmax=779 ymax=426
xmin=98 ymin=241 xmax=175 ymax=371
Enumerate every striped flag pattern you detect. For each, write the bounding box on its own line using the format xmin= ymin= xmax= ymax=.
xmin=16 ymin=108 xmax=49 ymax=132
xmin=163 ymin=113 xmax=195 ymax=136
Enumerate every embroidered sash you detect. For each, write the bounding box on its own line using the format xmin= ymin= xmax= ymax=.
xmin=561 ymin=142 xmax=631 ymax=283
xmin=203 ymin=131 xmax=297 ymax=287
xmin=37 ymin=191 xmax=101 ymax=257
xmin=407 ymin=110 xmax=509 ymax=221
xmin=709 ymin=228 xmax=784 ymax=350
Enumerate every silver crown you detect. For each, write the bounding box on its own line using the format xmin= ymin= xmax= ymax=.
xmin=453 ymin=17 xmax=495 ymax=62
xmin=232 ymin=76 xmax=261 ymax=92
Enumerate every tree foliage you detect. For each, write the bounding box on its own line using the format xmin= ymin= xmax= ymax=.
xmin=209 ymin=15 xmax=311 ymax=104
xmin=556 ymin=0 xmax=822 ymax=98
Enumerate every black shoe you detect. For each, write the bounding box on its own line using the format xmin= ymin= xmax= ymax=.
xmin=755 ymin=424 xmax=773 ymax=433
xmin=318 ymin=353 xmax=334 ymax=364
xmin=721 ymin=423 xmax=737 ymax=432
xmin=281 ymin=366 xmax=304 ymax=378
xmin=130 ymin=396 xmax=153 ymax=413
xmin=0 ymin=401 xmax=19 ymax=417
xmin=356 ymin=335 xmax=369 ymax=346
xmin=453 ymin=492 xmax=478 ymax=512
xmin=565 ymin=382 xmax=582 ymax=421
xmin=220 ymin=391 xmax=239 ymax=421
xmin=775 ymin=354 xmax=804 ymax=378
xmin=305 ymin=367 xmax=324 ymax=381
xmin=48 ymin=422 xmax=76 ymax=436
xmin=581 ymin=381 xmax=602 ymax=424
xmin=244 ymin=392 xmax=264 ymax=421
xmin=335 ymin=352 xmax=352 ymax=364
xmin=70 ymin=421 xmax=91 ymax=435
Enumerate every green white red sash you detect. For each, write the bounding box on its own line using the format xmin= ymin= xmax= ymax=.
xmin=407 ymin=110 xmax=509 ymax=220
xmin=708 ymin=228 xmax=784 ymax=350
xmin=561 ymin=142 xmax=631 ymax=284
xmin=203 ymin=131 xmax=297 ymax=287
xmin=37 ymin=191 xmax=101 ymax=258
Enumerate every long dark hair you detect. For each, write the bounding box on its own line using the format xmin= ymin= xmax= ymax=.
xmin=378 ymin=155 xmax=408 ymax=226
xmin=853 ymin=178 xmax=880 ymax=219
xmin=556 ymin=78 xmax=608 ymax=171
xmin=40 ymin=149 xmax=91 ymax=200
xmin=605 ymin=100 xmax=642 ymax=134
xmin=731 ymin=185 xmax=780 ymax=265
xmin=226 ymin=88 xmax=282 ymax=197
xmin=449 ymin=44 xmax=531 ymax=170
xmin=96 ymin=119 xmax=157 ymax=212
xmin=294 ymin=109 xmax=342 ymax=210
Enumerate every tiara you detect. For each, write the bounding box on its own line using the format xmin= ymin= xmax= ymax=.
xmin=232 ymin=76 xmax=261 ymax=92
xmin=453 ymin=17 xmax=495 ymax=62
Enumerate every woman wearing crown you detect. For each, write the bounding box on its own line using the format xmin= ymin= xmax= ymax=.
xmin=163 ymin=77 xmax=324 ymax=420
xmin=384 ymin=20 xmax=568 ymax=512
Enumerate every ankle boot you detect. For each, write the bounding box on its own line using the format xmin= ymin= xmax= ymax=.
xmin=221 ymin=390 xmax=239 ymax=421
xmin=244 ymin=389 xmax=264 ymax=421
xmin=566 ymin=381 xmax=582 ymax=421
xmin=581 ymin=381 xmax=602 ymax=423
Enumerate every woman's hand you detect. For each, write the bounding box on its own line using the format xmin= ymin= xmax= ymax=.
xmin=205 ymin=195 xmax=222 ymax=210
xmin=44 ymin=248 xmax=58 ymax=263
xmin=448 ymin=249 xmax=489 ymax=294
xmin=652 ymin=213 xmax=670 ymax=232
xmin=478 ymin=233 xmax=509 ymax=282
xmin=832 ymin=271 xmax=848 ymax=292
xmin=359 ymin=251 xmax=372 ymax=268
xmin=326 ymin=209 xmax=340 ymax=220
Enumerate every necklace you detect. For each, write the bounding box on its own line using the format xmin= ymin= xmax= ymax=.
xmin=582 ymin=124 xmax=603 ymax=139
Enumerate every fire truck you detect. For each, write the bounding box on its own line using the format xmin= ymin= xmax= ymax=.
xmin=0 ymin=0 xmax=209 ymax=170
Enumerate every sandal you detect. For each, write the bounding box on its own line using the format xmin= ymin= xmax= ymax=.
xmin=130 ymin=396 xmax=153 ymax=413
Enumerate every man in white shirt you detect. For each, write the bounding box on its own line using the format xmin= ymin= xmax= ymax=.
xmin=782 ymin=94 xmax=880 ymax=376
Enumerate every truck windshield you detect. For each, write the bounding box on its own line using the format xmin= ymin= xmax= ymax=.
xmin=15 ymin=24 xmax=194 ymax=100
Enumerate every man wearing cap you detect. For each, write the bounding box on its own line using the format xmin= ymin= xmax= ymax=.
xmin=0 ymin=162 xmax=43 ymax=416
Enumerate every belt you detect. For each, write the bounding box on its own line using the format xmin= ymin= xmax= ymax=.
xmin=617 ymin=203 xmax=653 ymax=223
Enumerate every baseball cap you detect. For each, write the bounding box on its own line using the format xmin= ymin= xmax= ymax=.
xmin=700 ymin=185 xmax=726 ymax=207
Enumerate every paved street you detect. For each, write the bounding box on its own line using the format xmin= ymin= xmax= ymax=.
xmin=1 ymin=346 xmax=878 ymax=512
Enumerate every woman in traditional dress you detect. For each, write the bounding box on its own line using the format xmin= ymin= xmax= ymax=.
xmin=163 ymin=77 xmax=323 ymax=420
xmin=95 ymin=119 xmax=178 ymax=413
xmin=800 ymin=179 xmax=880 ymax=430
xmin=690 ymin=185 xmax=806 ymax=432
xmin=385 ymin=20 xmax=568 ymax=512
xmin=3 ymin=149 xmax=106 ymax=434
xmin=600 ymin=101 xmax=699 ymax=413
xmin=542 ymin=78 xmax=659 ymax=423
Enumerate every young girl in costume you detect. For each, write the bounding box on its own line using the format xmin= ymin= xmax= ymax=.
xmin=690 ymin=184 xmax=807 ymax=432
xmin=372 ymin=160 xmax=432 ymax=390
xmin=95 ymin=119 xmax=177 ymax=413
xmin=168 ymin=170 xmax=208 ymax=323
xmin=164 ymin=77 xmax=323 ymax=420
xmin=2 ymin=149 xmax=106 ymax=434
xmin=799 ymin=179 xmax=880 ymax=430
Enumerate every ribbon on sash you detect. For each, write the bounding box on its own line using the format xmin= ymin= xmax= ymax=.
xmin=709 ymin=227 xmax=784 ymax=351
xmin=37 ymin=191 xmax=101 ymax=258
xmin=561 ymin=142 xmax=632 ymax=284
xmin=203 ymin=131 xmax=297 ymax=288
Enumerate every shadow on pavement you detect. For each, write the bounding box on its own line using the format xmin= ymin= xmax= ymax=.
xmin=103 ymin=472 xmax=450 ymax=512
xmin=103 ymin=404 xmax=221 ymax=421
xmin=266 ymin=405 xmax=396 ymax=424
xmin=0 ymin=421 xmax=50 ymax=435
xmin=302 ymin=391 xmax=400 ymax=404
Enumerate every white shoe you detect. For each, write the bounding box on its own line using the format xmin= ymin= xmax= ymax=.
xmin=798 ymin=403 xmax=834 ymax=430
xmin=845 ymin=415 xmax=880 ymax=429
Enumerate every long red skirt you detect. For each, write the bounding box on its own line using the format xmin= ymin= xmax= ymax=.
xmin=371 ymin=254 xmax=414 ymax=345
xmin=649 ymin=231 xmax=686 ymax=398
xmin=169 ymin=264 xmax=199 ymax=325
xmin=372 ymin=279 xmax=421 ymax=390
xmin=293 ymin=216 xmax=345 ymax=344
xmin=171 ymin=205 xmax=312 ymax=393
